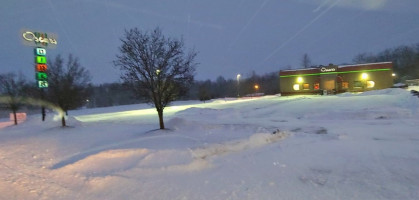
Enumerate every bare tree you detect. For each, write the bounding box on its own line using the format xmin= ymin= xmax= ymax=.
xmin=301 ymin=53 xmax=312 ymax=68
xmin=198 ymin=80 xmax=212 ymax=102
xmin=47 ymin=54 xmax=92 ymax=127
xmin=0 ymin=73 xmax=27 ymax=125
xmin=114 ymin=27 xmax=197 ymax=129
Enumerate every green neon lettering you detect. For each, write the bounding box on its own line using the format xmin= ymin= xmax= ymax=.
xmin=280 ymin=68 xmax=391 ymax=78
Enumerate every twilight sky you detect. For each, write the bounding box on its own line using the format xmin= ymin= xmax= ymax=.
xmin=1 ymin=0 xmax=419 ymax=84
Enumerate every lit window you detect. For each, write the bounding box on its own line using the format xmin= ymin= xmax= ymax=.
xmin=293 ymin=84 xmax=300 ymax=90
xmin=366 ymin=81 xmax=375 ymax=88
xmin=342 ymin=82 xmax=349 ymax=89
xmin=314 ymin=83 xmax=320 ymax=90
xmin=353 ymin=81 xmax=363 ymax=88
xmin=303 ymin=83 xmax=310 ymax=90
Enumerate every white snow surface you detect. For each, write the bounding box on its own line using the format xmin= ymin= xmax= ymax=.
xmin=1 ymin=88 xmax=419 ymax=199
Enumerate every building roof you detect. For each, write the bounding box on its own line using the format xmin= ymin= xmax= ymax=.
xmin=338 ymin=62 xmax=392 ymax=68
xmin=279 ymin=62 xmax=393 ymax=77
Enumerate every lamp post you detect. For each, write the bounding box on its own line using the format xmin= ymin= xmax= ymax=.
xmin=254 ymin=84 xmax=259 ymax=95
xmin=237 ymin=74 xmax=241 ymax=97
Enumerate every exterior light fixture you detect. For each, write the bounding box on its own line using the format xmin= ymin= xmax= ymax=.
xmin=361 ymin=73 xmax=368 ymax=80
xmin=293 ymin=84 xmax=300 ymax=91
xmin=392 ymin=73 xmax=396 ymax=77
xmin=297 ymin=77 xmax=303 ymax=83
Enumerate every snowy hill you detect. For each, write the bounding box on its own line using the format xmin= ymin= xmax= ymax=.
xmin=1 ymin=88 xmax=419 ymax=199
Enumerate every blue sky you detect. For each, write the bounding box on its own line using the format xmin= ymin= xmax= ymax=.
xmin=1 ymin=0 xmax=419 ymax=83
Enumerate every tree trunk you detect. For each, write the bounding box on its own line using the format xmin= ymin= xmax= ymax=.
xmin=61 ymin=115 xmax=66 ymax=127
xmin=13 ymin=110 xmax=17 ymax=125
xmin=157 ymin=109 xmax=164 ymax=129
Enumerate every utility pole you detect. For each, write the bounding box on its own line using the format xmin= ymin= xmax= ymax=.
xmin=237 ymin=74 xmax=241 ymax=97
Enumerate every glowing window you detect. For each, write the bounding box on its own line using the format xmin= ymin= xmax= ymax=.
xmin=293 ymin=84 xmax=300 ymax=90
xmin=342 ymin=82 xmax=349 ymax=89
xmin=353 ymin=81 xmax=363 ymax=88
xmin=366 ymin=81 xmax=375 ymax=88
xmin=303 ymin=83 xmax=310 ymax=90
xmin=314 ymin=83 xmax=320 ymax=90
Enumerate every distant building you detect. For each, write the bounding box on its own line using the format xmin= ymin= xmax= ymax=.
xmin=279 ymin=62 xmax=394 ymax=95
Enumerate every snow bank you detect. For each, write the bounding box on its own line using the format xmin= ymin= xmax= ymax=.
xmin=57 ymin=149 xmax=150 ymax=176
xmin=175 ymin=107 xmax=241 ymax=120
xmin=281 ymin=89 xmax=419 ymax=120
xmin=192 ymin=131 xmax=288 ymax=159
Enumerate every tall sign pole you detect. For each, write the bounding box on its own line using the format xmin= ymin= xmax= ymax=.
xmin=21 ymin=30 xmax=58 ymax=121
xmin=34 ymin=47 xmax=48 ymax=120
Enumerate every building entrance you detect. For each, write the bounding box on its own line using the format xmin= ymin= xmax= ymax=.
xmin=321 ymin=74 xmax=336 ymax=91
xmin=322 ymin=80 xmax=335 ymax=90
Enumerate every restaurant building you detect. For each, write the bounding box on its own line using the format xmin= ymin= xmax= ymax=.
xmin=279 ymin=62 xmax=394 ymax=95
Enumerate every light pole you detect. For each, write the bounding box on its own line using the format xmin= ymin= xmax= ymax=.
xmin=237 ymin=74 xmax=241 ymax=97
xmin=254 ymin=84 xmax=259 ymax=96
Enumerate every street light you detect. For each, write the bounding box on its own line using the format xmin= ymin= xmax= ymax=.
xmin=237 ymin=74 xmax=241 ymax=97
xmin=253 ymin=84 xmax=259 ymax=98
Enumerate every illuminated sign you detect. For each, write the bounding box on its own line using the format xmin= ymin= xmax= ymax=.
xmin=280 ymin=68 xmax=391 ymax=78
xmin=320 ymin=67 xmax=337 ymax=72
xmin=35 ymin=56 xmax=47 ymax=64
xmin=314 ymin=83 xmax=320 ymax=90
xmin=36 ymin=64 xmax=48 ymax=72
xmin=21 ymin=30 xmax=58 ymax=48
xmin=36 ymin=72 xmax=48 ymax=81
xmin=33 ymin=48 xmax=49 ymax=88
xmin=21 ymin=30 xmax=56 ymax=88
xmin=38 ymin=81 xmax=49 ymax=88
xmin=35 ymin=48 xmax=46 ymax=56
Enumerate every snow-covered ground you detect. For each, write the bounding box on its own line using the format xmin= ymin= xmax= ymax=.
xmin=1 ymin=88 xmax=419 ymax=199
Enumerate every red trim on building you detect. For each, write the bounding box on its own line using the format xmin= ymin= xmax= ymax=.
xmin=279 ymin=68 xmax=319 ymax=76
xmin=338 ymin=62 xmax=392 ymax=72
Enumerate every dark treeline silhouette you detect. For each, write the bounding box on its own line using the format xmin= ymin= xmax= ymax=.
xmin=353 ymin=43 xmax=419 ymax=82
xmin=86 ymin=83 xmax=141 ymax=108
xmin=186 ymin=71 xmax=280 ymax=101
xmin=87 ymin=71 xmax=281 ymax=107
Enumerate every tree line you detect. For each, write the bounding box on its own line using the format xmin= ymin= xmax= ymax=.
xmin=88 ymin=70 xmax=280 ymax=107
xmin=188 ymin=71 xmax=280 ymax=101
xmin=353 ymin=43 xmax=419 ymax=82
